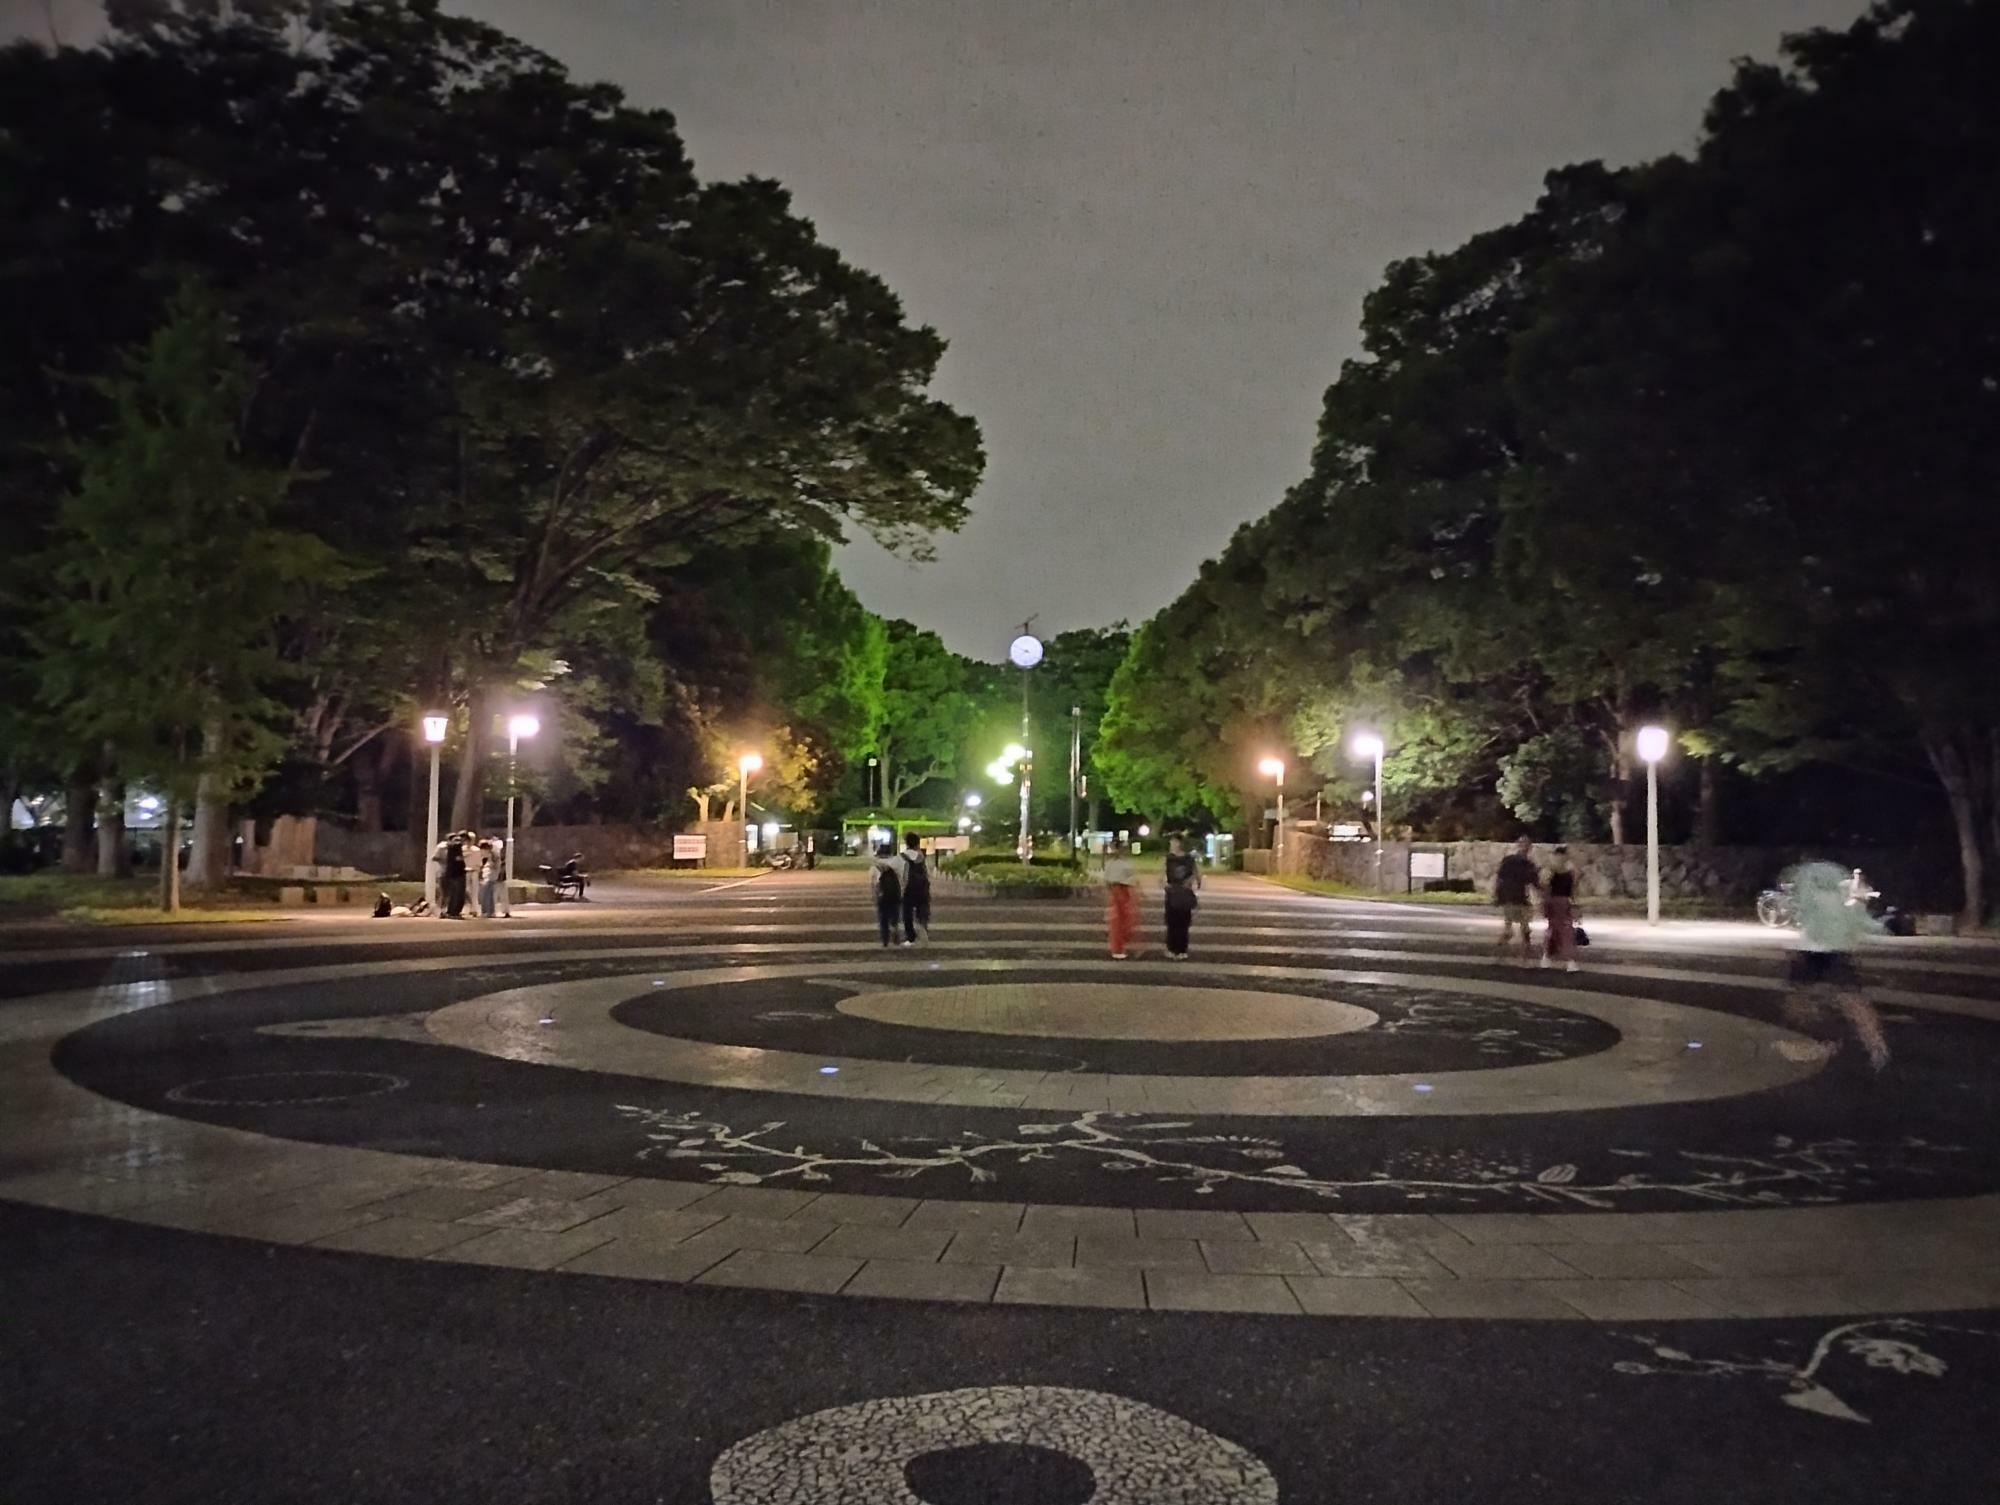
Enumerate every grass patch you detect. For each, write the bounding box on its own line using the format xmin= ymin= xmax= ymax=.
xmin=0 ymin=871 xmax=425 ymax=924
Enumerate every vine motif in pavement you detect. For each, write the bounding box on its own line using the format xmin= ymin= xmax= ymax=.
xmin=1614 ymin=1320 xmax=2000 ymax=1424
xmin=614 ymin=1105 xmax=1964 ymax=1208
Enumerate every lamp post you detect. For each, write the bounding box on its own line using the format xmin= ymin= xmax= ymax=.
xmin=866 ymin=756 xmax=879 ymax=808
xmin=422 ymin=713 xmax=448 ymax=913
xmin=1009 ymin=627 xmax=1042 ymax=863
xmin=738 ymin=752 xmax=763 ymax=863
xmin=1258 ymin=757 xmax=1286 ymax=870
xmin=1352 ymin=733 xmax=1385 ymax=891
xmin=1637 ymin=725 xmax=1671 ymax=925
xmin=1069 ymin=704 xmax=1082 ymax=859
xmin=505 ymin=713 xmax=539 ymax=903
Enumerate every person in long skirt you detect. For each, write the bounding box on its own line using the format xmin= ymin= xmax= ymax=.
xmin=1162 ymin=834 xmax=1201 ymax=959
xmin=1540 ymin=845 xmax=1580 ymax=972
xmin=1104 ymin=843 xmax=1140 ymax=959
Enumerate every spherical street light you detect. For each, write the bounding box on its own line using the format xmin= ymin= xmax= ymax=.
xmin=964 ymin=792 xmax=982 ymax=808
xmin=1638 ymin=725 xmax=1671 ymax=925
xmin=738 ymin=752 xmax=764 ymax=775
xmin=1351 ymin=733 xmax=1384 ymax=761
xmin=509 ymin=713 xmax=540 ymax=741
xmin=1257 ymin=757 xmax=1285 ymax=780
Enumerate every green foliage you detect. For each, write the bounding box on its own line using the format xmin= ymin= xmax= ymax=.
xmin=876 ymin=620 xmax=976 ymax=806
xmin=1496 ymin=728 xmax=1603 ymax=841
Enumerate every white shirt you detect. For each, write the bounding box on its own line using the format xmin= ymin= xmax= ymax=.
xmin=1103 ymin=856 xmax=1136 ymax=887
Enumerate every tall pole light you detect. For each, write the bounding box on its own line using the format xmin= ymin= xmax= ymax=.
xmin=866 ymin=755 xmax=879 ymax=808
xmin=1069 ymin=704 xmax=1082 ymax=858
xmin=738 ymin=752 xmax=763 ymax=862
xmin=505 ymin=713 xmax=539 ymax=898
xmin=1258 ymin=757 xmax=1286 ymax=870
xmin=1638 ymin=725 xmax=1671 ymax=925
xmin=1008 ymin=626 xmax=1042 ymax=863
xmin=422 ymin=714 xmax=448 ymax=912
xmin=1352 ymin=733 xmax=1385 ymax=891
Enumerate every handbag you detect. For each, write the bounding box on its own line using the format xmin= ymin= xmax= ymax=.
xmin=1572 ymin=922 xmax=1590 ymax=948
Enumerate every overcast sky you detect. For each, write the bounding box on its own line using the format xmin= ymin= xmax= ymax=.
xmin=16 ymin=0 xmax=1866 ymax=656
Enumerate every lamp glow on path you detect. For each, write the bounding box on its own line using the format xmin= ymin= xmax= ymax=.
xmin=504 ymin=713 xmax=540 ymax=902
xmin=422 ymin=713 xmax=448 ymax=912
xmin=1257 ymin=757 xmax=1286 ymax=869
xmin=1638 ymin=725 xmax=1672 ymax=925
xmin=1351 ymin=732 xmax=1386 ymax=891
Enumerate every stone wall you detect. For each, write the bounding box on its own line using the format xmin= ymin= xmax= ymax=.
xmin=1288 ymin=829 xmax=1955 ymax=909
xmin=245 ymin=817 xmax=731 ymax=878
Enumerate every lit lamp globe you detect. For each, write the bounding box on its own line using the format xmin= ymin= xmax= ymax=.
xmin=1637 ymin=726 xmax=1671 ymax=764
xmin=1257 ymin=757 xmax=1285 ymax=780
xmin=738 ymin=752 xmax=764 ymax=774
xmin=1351 ymin=733 xmax=1384 ymax=761
xmin=964 ymin=792 xmax=982 ymax=808
xmin=422 ymin=714 xmax=449 ymax=744
xmin=1008 ymin=634 xmax=1043 ymax=669
xmin=509 ymin=713 xmax=540 ymax=741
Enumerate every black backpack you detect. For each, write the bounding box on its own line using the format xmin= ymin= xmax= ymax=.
xmin=903 ymin=849 xmax=929 ymax=892
xmin=877 ymin=861 xmax=901 ymax=905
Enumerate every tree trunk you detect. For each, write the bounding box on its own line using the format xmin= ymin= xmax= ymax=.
xmin=353 ymin=739 xmax=386 ymax=833
xmin=448 ymin=689 xmax=491 ymax=834
xmin=406 ymin=742 xmax=431 ymax=876
xmin=1606 ymin=749 xmax=1629 ymax=846
xmin=97 ymin=773 xmax=130 ymax=877
xmin=1926 ymin=733 xmax=1987 ymax=930
xmin=1696 ymin=758 xmax=1720 ymax=848
xmin=160 ymin=800 xmax=182 ymax=913
xmin=186 ymin=720 xmax=233 ymax=890
xmin=60 ymin=774 xmax=96 ymax=872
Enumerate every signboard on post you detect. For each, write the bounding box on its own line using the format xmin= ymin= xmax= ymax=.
xmin=1408 ymin=851 xmax=1446 ymax=888
xmin=673 ymin=833 xmax=709 ymax=863
xmin=924 ymin=835 xmax=970 ymax=856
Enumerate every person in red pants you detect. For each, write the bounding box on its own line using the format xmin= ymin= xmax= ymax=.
xmin=1104 ymin=843 xmax=1140 ymax=959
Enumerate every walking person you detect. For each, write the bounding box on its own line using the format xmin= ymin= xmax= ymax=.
xmin=1780 ymin=860 xmax=1891 ymax=1071
xmin=1104 ymin=842 xmax=1140 ymax=959
xmin=898 ymin=832 xmax=932 ymax=944
xmin=1162 ymin=833 xmax=1201 ymax=959
xmin=436 ymin=829 xmax=470 ymax=919
xmin=1540 ymin=845 xmax=1580 ymax=972
xmin=1493 ymin=835 xmax=1539 ymax=962
xmin=474 ymin=835 xmax=499 ymax=917
xmin=870 ymin=841 xmax=905 ymax=947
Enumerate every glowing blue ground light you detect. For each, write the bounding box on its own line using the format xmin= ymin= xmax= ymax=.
xmin=819 ymin=1065 xmax=840 ymax=1076
xmin=1687 ymin=1041 xmax=1704 ymax=1050
xmin=1412 ymin=1083 xmax=1434 ymax=1093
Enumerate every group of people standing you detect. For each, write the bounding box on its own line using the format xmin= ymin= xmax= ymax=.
xmin=432 ymin=830 xmax=508 ymax=919
xmin=1103 ymin=834 xmax=1203 ymax=959
xmin=870 ymin=834 xmax=933 ymax=945
xmin=1493 ymin=836 xmax=1584 ymax=970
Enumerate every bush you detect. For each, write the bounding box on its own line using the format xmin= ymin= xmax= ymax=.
xmin=1422 ymin=877 xmax=1476 ymax=893
xmin=956 ymin=862 xmax=1090 ymax=899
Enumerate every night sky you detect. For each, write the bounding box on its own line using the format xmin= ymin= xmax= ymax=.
xmin=15 ymin=0 xmax=1866 ymax=655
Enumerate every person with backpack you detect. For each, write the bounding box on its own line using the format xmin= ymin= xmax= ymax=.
xmin=898 ymin=832 xmax=932 ymax=944
xmin=1162 ymin=833 xmax=1201 ymax=959
xmin=870 ymin=841 xmax=904 ymax=947
xmin=435 ymin=831 xmax=470 ymax=919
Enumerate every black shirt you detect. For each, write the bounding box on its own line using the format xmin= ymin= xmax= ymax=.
xmin=1494 ymin=853 xmax=1538 ymax=905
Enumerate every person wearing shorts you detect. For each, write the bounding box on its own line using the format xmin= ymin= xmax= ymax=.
xmin=1493 ymin=836 xmax=1540 ymax=961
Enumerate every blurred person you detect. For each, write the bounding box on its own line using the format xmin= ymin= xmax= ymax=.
xmin=898 ymin=832 xmax=932 ymax=944
xmin=1540 ymin=845 xmax=1580 ymax=972
xmin=1780 ymin=860 xmax=1890 ymax=1070
xmin=1493 ymin=836 xmax=1540 ymax=962
xmin=1104 ymin=843 xmax=1140 ymax=959
xmin=1162 ymin=834 xmax=1201 ymax=959
xmin=870 ymin=841 xmax=905 ymax=947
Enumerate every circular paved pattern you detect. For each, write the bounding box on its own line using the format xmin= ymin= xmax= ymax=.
xmin=833 ymin=981 xmax=1380 ymax=1041
xmin=427 ymin=960 xmax=1823 ymax=1115
xmin=164 ymin=1070 xmax=409 ymax=1106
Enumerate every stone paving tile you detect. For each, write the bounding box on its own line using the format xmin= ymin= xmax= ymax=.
xmin=1429 ymin=1243 xmax=1582 ymax=1281
xmin=368 ymin=1184 xmax=527 ymax=1223
xmin=1433 ymin=1212 xmax=1589 ymax=1245
xmin=1134 ymin=1209 xmax=1254 ymax=1243
xmin=495 ymin=1169 xmax=630 ymax=1202
xmin=905 ymin=1199 xmax=1027 ymax=1233
xmin=409 ymin=1162 xmax=536 ymax=1192
xmin=576 ymin=1206 xmax=727 ymax=1244
xmin=1200 ymin=1239 xmax=1319 ymax=1277
xmin=0 ymin=1173 xmax=189 ymax=1216
xmin=460 ymin=1196 xmax=611 ymax=1234
xmin=798 ymin=1192 xmax=918 ymax=1228
xmin=1299 ymin=1240 xmax=1454 ymax=1280
xmin=814 ymin=1224 xmax=954 ymax=1263
xmin=430 ymin=1226 xmax=614 ymax=1272
xmin=844 ymin=1259 xmax=1002 ymax=1304
xmin=575 ymin=1180 xmax=721 ymax=1214
xmin=311 ymin=1216 xmax=488 ymax=1260
xmin=202 ymin=1202 xmax=387 ymax=1246
xmin=558 ymin=1239 xmax=734 ymax=1284
xmin=667 ymin=1217 xmax=836 ymax=1258
xmin=996 ymin=1265 xmax=1147 ymax=1310
xmin=941 ymin=1231 xmax=1075 ymax=1269
xmin=1328 ymin=1213 xmax=1472 ymax=1247
xmin=1546 ymin=1279 xmax=1724 ymax=1322
xmin=1400 ymin=1279 xmax=1585 ymax=1320
xmin=1545 ymin=1243 xmax=1714 ymax=1280
xmin=1146 ymin=1269 xmax=1303 ymax=1315
xmin=695 ymin=1249 xmax=863 ymax=1295
xmin=682 ymin=1186 xmax=823 ymax=1220
xmin=1242 ymin=1212 xmax=1342 ymax=1242
xmin=1673 ymin=1269 xmax=2000 ymax=1318
xmin=266 ymin=1177 xmax=431 ymax=1214
xmin=1664 ymin=1237 xmax=1998 ymax=1278
xmin=1019 ymin=1205 xmax=1137 ymax=1238
xmin=1285 ymin=1277 xmax=1429 ymax=1317
xmin=1073 ymin=1235 xmax=1207 ymax=1272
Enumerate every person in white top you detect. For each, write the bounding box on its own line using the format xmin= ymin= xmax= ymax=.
xmin=1103 ymin=844 xmax=1139 ymax=959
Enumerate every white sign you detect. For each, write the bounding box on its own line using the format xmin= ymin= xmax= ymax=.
xmin=925 ymin=835 xmax=970 ymax=854
xmin=673 ymin=834 xmax=709 ymax=861
xmin=1409 ymin=851 xmax=1446 ymax=879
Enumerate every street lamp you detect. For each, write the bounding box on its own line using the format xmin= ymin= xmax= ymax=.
xmin=738 ymin=751 xmax=763 ymax=859
xmin=505 ymin=713 xmax=539 ymax=905
xmin=1258 ymin=757 xmax=1286 ymax=869
xmin=422 ymin=713 xmax=448 ymax=912
xmin=1638 ymin=725 xmax=1671 ymax=925
xmin=1352 ymin=733 xmax=1385 ymax=891
xmin=1009 ymin=627 xmax=1042 ymax=863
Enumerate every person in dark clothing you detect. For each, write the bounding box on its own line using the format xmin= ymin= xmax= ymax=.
xmin=439 ymin=832 xmax=470 ymax=919
xmin=898 ymin=833 xmax=932 ymax=943
xmin=1541 ymin=845 xmax=1580 ymax=971
xmin=1493 ymin=836 xmax=1539 ymax=960
xmin=1162 ymin=834 xmax=1201 ymax=959
xmin=870 ymin=842 xmax=904 ymax=946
